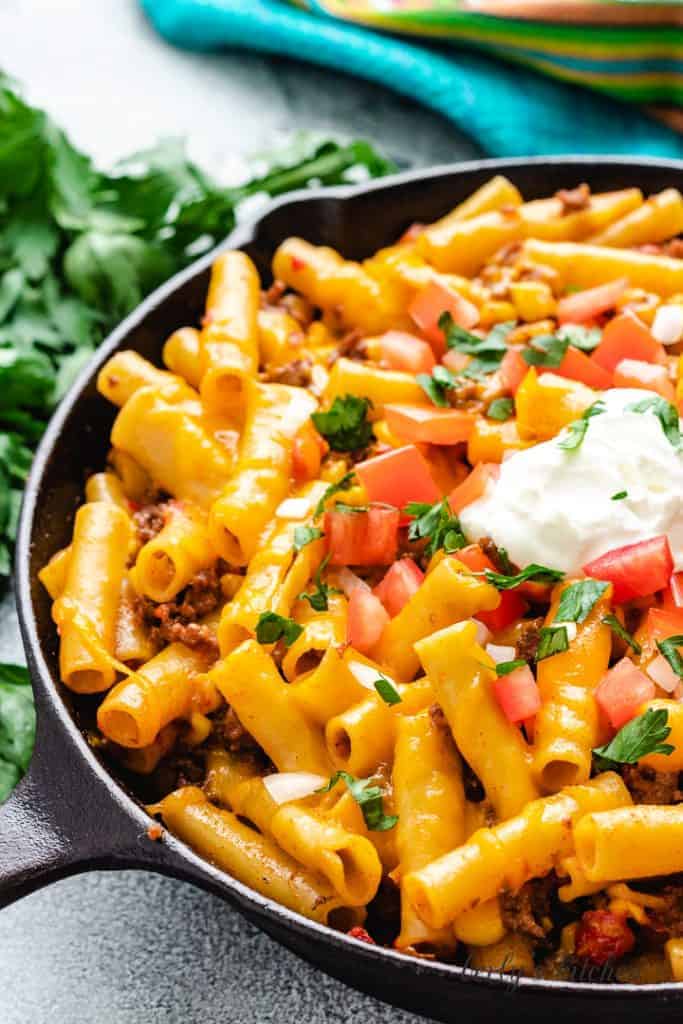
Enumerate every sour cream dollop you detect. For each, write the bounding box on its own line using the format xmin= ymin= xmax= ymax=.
xmin=460 ymin=388 xmax=683 ymax=575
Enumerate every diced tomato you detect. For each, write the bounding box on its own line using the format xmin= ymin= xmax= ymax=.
xmin=448 ymin=463 xmax=498 ymax=513
xmin=373 ymin=558 xmax=424 ymax=618
xmin=398 ymin=222 xmax=424 ymax=245
xmin=384 ymin=404 xmax=476 ymax=446
xmin=347 ymin=588 xmax=390 ymax=653
xmin=355 ymin=445 xmax=440 ymax=508
xmin=646 ymin=606 xmax=683 ymax=643
xmin=575 ymin=911 xmax=635 ymax=967
xmin=556 ymin=278 xmax=628 ymax=325
xmin=613 ymin=358 xmax=675 ymax=401
xmin=347 ymin=925 xmax=376 ymax=945
xmin=595 ymin=657 xmax=655 ymax=730
xmin=325 ymin=505 xmax=399 ymax=567
xmin=408 ymin=281 xmax=479 ymax=356
xmin=442 ymin=349 xmax=470 ymax=374
xmin=494 ymin=665 xmax=541 ymax=724
xmin=456 ymin=544 xmax=527 ymax=631
xmin=291 ymin=422 xmax=328 ymax=483
xmin=550 ymin=346 xmax=613 ymax=390
xmin=498 ymin=347 xmax=528 ymax=394
xmin=592 ymin=311 xmax=667 ymax=373
xmin=662 ymin=571 xmax=683 ymax=610
xmin=378 ymin=331 xmax=436 ymax=375
xmin=583 ymin=535 xmax=674 ymax=604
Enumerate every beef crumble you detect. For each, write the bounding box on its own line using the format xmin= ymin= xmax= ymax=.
xmin=501 ymin=876 xmax=557 ymax=943
xmin=555 ymin=183 xmax=591 ymax=214
xmin=135 ymin=564 xmax=227 ymax=659
xmin=622 ymin=764 xmax=683 ymax=805
xmin=515 ymin=620 xmax=542 ymax=662
xmin=262 ymin=357 xmax=312 ymax=387
xmin=133 ymin=501 xmax=168 ymax=545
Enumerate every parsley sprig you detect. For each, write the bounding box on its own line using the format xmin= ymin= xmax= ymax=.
xmin=487 ymin=397 xmax=514 ymax=421
xmin=317 ymin=771 xmax=398 ymax=831
xmin=314 ymin=471 xmax=355 ymax=518
xmin=405 ymin=498 xmax=466 ymax=558
xmin=311 ymin=394 xmax=374 ymax=452
xmin=299 ymin=555 xmax=340 ymax=612
xmin=255 ymin=612 xmax=303 ymax=648
xmin=417 ymin=365 xmax=458 ymax=407
xmin=481 ymin=563 xmax=564 ymax=591
xmin=627 ymin=396 xmax=682 ymax=451
xmin=558 ymin=400 xmax=606 ymax=452
xmin=374 ymin=675 xmax=402 ymax=705
xmin=594 ymin=707 xmax=674 ymax=767
xmin=536 ymin=625 xmax=570 ymax=661
xmin=554 ymin=579 xmax=608 ymax=624
xmin=496 ymin=659 xmax=527 ymax=677
xmin=439 ymin=315 xmax=515 ymax=379
xmin=601 ymin=614 xmax=642 ymax=655
xmin=293 ymin=525 xmax=324 ymax=552
xmin=657 ymin=635 xmax=683 ymax=678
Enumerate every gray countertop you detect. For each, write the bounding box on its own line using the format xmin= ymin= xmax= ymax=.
xmin=0 ymin=2 xmax=480 ymax=1020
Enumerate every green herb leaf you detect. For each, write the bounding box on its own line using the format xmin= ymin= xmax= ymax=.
xmin=405 ymin=498 xmax=466 ymax=558
xmin=374 ymin=675 xmax=402 ymax=705
xmin=298 ymin=555 xmax=341 ymax=612
xmin=611 ymin=491 xmax=628 ymax=501
xmin=482 ymin=563 xmax=565 ymax=591
xmin=536 ymin=625 xmax=570 ymax=661
xmin=521 ymin=334 xmax=569 ymax=368
xmin=311 ymin=394 xmax=374 ymax=452
xmin=255 ymin=612 xmax=303 ymax=648
xmin=594 ymin=707 xmax=674 ymax=767
xmin=487 ymin=397 xmax=514 ymax=422
xmin=601 ymin=615 xmax=642 ymax=656
xmin=416 ymin=365 xmax=457 ymax=408
xmin=317 ymin=770 xmax=398 ymax=831
xmin=557 ymin=400 xmax=606 ymax=452
xmin=314 ymin=471 xmax=356 ymax=518
xmin=627 ymin=395 xmax=682 ymax=451
xmin=293 ymin=525 xmax=324 ymax=552
xmin=554 ymin=579 xmax=608 ymax=624
xmin=657 ymin=635 xmax=683 ymax=678
xmin=0 ymin=664 xmax=35 ymax=803
xmin=496 ymin=659 xmax=527 ymax=677
xmin=440 ymin=315 xmax=515 ymax=381
xmin=557 ymin=324 xmax=602 ymax=352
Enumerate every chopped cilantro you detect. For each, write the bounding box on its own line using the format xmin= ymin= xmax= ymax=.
xmin=311 ymin=394 xmax=374 ymax=452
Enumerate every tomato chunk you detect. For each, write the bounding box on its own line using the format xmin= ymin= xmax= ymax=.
xmin=613 ymin=358 xmax=675 ymax=401
xmin=493 ymin=665 xmax=541 ymax=724
xmin=373 ymin=558 xmax=424 ymax=618
xmin=408 ymin=281 xmax=479 ymax=355
xmin=498 ymin=347 xmax=528 ymax=394
xmin=347 ymin=589 xmax=390 ymax=653
xmin=455 ymin=544 xmax=526 ymax=630
xmin=449 ymin=463 xmax=498 ymax=513
xmin=595 ymin=657 xmax=655 ymax=730
xmin=384 ymin=404 xmax=476 ymax=446
xmin=355 ymin=445 xmax=440 ymax=508
xmin=378 ymin=331 xmax=436 ymax=375
xmin=592 ymin=311 xmax=667 ymax=373
xmin=583 ymin=535 xmax=674 ymax=604
xmin=325 ymin=505 xmax=399 ymax=566
xmin=550 ymin=346 xmax=612 ymax=390
xmin=291 ymin=422 xmax=328 ymax=483
xmin=556 ymin=278 xmax=627 ymax=324
xmin=575 ymin=911 xmax=635 ymax=967
xmin=646 ymin=606 xmax=683 ymax=643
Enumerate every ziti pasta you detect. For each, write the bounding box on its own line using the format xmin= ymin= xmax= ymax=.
xmin=42 ymin=175 xmax=683 ymax=981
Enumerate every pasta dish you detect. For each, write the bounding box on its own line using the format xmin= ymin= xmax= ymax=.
xmin=39 ymin=174 xmax=683 ymax=982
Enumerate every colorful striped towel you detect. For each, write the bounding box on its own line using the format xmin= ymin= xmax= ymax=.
xmin=294 ymin=1 xmax=682 ymax=127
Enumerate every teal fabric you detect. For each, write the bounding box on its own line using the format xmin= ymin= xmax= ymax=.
xmin=140 ymin=0 xmax=683 ymax=159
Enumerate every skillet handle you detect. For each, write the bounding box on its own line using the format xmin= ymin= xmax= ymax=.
xmin=0 ymin=706 xmax=151 ymax=909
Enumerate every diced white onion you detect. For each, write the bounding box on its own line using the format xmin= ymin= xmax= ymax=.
xmin=646 ymin=654 xmax=680 ymax=693
xmin=652 ymin=304 xmax=683 ymax=346
xmin=554 ymin=621 xmax=578 ymax=642
xmin=486 ymin=643 xmax=516 ymax=664
xmin=467 ymin=618 xmax=491 ymax=647
xmin=310 ymin=364 xmax=329 ymax=395
xmin=262 ymin=772 xmax=328 ymax=805
xmin=336 ymin=567 xmax=371 ymax=597
xmin=347 ymin=659 xmax=397 ymax=692
xmin=276 ymin=497 xmax=312 ymax=519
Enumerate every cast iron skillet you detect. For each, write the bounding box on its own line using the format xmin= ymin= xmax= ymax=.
xmin=3 ymin=157 xmax=683 ymax=1023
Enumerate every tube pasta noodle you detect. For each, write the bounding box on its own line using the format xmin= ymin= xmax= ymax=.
xmin=532 ymin=581 xmax=612 ymax=792
xmin=199 ymin=251 xmax=260 ymax=413
xmin=43 ymin=177 xmax=683 ymax=977
xmin=416 ymin=620 xmax=538 ymax=821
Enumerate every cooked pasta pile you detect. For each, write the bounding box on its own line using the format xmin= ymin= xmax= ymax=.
xmin=41 ymin=175 xmax=683 ymax=982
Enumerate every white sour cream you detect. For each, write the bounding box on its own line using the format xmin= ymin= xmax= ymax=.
xmin=460 ymin=388 xmax=683 ymax=575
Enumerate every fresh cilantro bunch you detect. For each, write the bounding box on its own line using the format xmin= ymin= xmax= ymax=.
xmin=0 ymin=665 xmax=35 ymax=801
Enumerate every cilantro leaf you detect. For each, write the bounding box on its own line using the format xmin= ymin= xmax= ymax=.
xmin=417 ymin=365 xmax=457 ymax=408
xmin=627 ymin=395 xmax=682 ymax=451
xmin=557 ymin=324 xmax=602 ymax=352
xmin=293 ymin=525 xmax=324 ymax=552
xmin=311 ymin=394 xmax=374 ymax=452
xmin=405 ymin=498 xmax=466 ymax=558
xmin=486 ymin=397 xmax=514 ymax=421
xmin=0 ymin=664 xmax=35 ymax=803
xmin=594 ymin=707 xmax=674 ymax=767
xmin=601 ymin=614 xmax=642 ymax=655
xmin=554 ymin=580 xmax=608 ymax=624
xmin=657 ymin=635 xmax=683 ymax=678
xmin=536 ymin=625 xmax=570 ymax=661
xmin=611 ymin=491 xmax=628 ymax=501
xmin=522 ymin=334 xmax=569 ymax=368
xmin=439 ymin=315 xmax=515 ymax=381
xmin=558 ymin=400 xmax=606 ymax=452
xmin=299 ymin=555 xmax=340 ymax=612
xmin=496 ymin=659 xmax=527 ymax=677
xmin=482 ymin=563 xmax=565 ymax=591
xmin=374 ymin=675 xmax=402 ymax=705
xmin=314 ymin=471 xmax=355 ymax=519
xmin=317 ymin=771 xmax=398 ymax=831
xmin=255 ymin=612 xmax=303 ymax=648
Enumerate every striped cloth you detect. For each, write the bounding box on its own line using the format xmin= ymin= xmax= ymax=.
xmin=293 ymin=1 xmax=682 ymax=127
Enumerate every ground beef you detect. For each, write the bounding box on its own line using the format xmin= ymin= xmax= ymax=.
xmin=133 ymin=501 xmax=168 ymax=544
xmin=326 ymin=328 xmax=366 ymax=367
xmin=447 ymin=382 xmax=482 ymax=412
xmin=555 ymin=183 xmax=591 ymax=214
xmin=501 ymin=876 xmax=557 ymax=942
xmin=212 ymin=706 xmax=261 ymax=755
xmin=262 ymin=357 xmax=312 ymax=387
xmin=136 ymin=564 xmax=226 ymax=658
xmin=515 ymin=620 xmax=543 ymax=662
xmin=263 ymin=280 xmax=287 ymax=305
xmin=479 ymin=536 xmax=513 ymax=573
xmin=622 ymin=764 xmax=683 ymax=805
xmin=639 ymin=239 xmax=683 ymax=259
xmin=644 ymin=884 xmax=683 ymax=941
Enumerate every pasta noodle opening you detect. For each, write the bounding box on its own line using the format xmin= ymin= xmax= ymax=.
xmin=335 ymin=846 xmax=369 ymax=905
xmin=329 ymin=725 xmax=351 ymax=766
xmin=98 ymin=709 xmax=142 ymax=748
xmin=147 ymin=551 xmax=177 ymax=594
xmin=217 ymin=527 xmax=244 ymax=566
xmin=541 ymin=760 xmax=581 ymax=792
xmin=66 ymin=668 xmax=108 ymax=693
xmin=294 ymin=650 xmax=324 ymax=677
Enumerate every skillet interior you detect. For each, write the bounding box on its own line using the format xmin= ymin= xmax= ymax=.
xmin=20 ymin=157 xmax=683 ymax=1022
